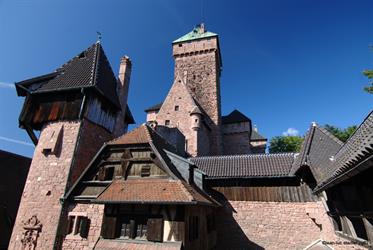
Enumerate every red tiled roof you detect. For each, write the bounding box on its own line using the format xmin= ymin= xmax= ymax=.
xmin=94 ymin=238 xmax=182 ymax=250
xmin=108 ymin=125 xmax=150 ymax=145
xmin=96 ymin=179 xmax=212 ymax=205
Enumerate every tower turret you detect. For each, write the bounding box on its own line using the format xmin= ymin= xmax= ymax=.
xmin=190 ymin=106 xmax=202 ymax=130
xmin=9 ymin=42 xmax=134 ymax=249
xmin=172 ymin=24 xmax=223 ymax=154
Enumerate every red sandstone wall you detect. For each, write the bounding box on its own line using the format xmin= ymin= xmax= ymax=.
xmin=61 ymin=204 xmax=104 ymax=250
xmin=216 ymin=201 xmax=366 ymax=250
xmin=69 ymin=119 xmax=113 ymax=186
xmin=9 ymin=121 xmax=81 ymax=250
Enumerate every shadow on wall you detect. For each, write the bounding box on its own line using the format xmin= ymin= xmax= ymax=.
xmin=211 ymin=190 xmax=264 ymax=250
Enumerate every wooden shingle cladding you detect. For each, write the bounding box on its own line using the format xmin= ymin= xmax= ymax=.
xmin=15 ymin=42 xmax=135 ymax=135
xmin=205 ymin=177 xmax=318 ymax=202
xmin=19 ymin=91 xmax=83 ymax=130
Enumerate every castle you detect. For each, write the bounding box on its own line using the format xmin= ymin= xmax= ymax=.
xmin=8 ymin=24 xmax=373 ymax=249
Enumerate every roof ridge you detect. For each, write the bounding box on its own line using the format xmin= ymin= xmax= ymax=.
xmin=191 ymin=152 xmax=295 ymax=160
xmin=107 ymin=125 xmax=148 ymax=144
xmin=55 ymin=43 xmax=95 ymax=71
xmin=90 ymin=42 xmax=100 ymax=87
xmin=333 ymin=109 xmax=373 ymax=158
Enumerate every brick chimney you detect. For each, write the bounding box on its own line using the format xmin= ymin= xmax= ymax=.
xmin=114 ymin=55 xmax=132 ymax=136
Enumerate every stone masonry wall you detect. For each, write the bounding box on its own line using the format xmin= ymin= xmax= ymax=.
xmin=216 ymin=201 xmax=366 ymax=250
xmin=9 ymin=121 xmax=81 ymax=250
xmin=61 ymin=203 xmax=104 ymax=250
xmin=69 ymin=119 xmax=112 ymax=186
xmin=173 ymin=37 xmax=222 ymax=155
xmin=223 ymin=132 xmax=251 ymax=155
xmin=156 ymin=78 xmax=210 ymax=156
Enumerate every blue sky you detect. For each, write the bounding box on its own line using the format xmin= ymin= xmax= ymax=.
xmin=0 ymin=0 xmax=372 ymax=157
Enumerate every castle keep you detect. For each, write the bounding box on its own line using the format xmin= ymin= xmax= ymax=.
xmin=8 ymin=25 xmax=373 ymax=250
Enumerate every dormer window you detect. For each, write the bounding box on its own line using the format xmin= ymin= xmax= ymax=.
xmin=78 ymin=52 xmax=86 ymax=59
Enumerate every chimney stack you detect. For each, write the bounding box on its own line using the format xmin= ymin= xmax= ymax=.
xmin=114 ymin=55 xmax=132 ymax=136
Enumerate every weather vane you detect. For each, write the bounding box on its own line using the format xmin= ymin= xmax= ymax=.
xmin=96 ymin=31 xmax=102 ymax=43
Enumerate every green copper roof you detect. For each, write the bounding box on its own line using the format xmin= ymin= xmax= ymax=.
xmin=173 ymin=24 xmax=218 ymax=44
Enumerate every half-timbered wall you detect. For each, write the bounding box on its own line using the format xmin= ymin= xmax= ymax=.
xmin=184 ymin=205 xmax=216 ymax=250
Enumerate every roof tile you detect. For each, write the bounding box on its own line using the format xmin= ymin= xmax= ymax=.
xmin=191 ymin=153 xmax=295 ymax=178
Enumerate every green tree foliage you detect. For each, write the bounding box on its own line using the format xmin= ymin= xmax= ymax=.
xmin=363 ymin=69 xmax=373 ymax=94
xmin=324 ymin=124 xmax=357 ymax=142
xmin=269 ymin=136 xmax=304 ymax=153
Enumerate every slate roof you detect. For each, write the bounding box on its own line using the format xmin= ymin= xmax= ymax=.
xmin=16 ymin=42 xmax=121 ymax=108
xmin=94 ymin=238 xmax=182 ymax=250
xmin=315 ymin=110 xmax=373 ymax=191
xmin=191 ymin=153 xmax=296 ymax=178
xmin=173 ymin=24 xmax=217 ymax=44
xmin=222 ymin=109 xmax=251 ymax=124
xmin=96 ymin=179 xmax=213 ymax=205
xmin=290 ymin=124 xmax=344 ymax=184
xmin=144 ymin=102 xmax=163 ymax=112
xmin=251 ymin=130 xmax=267 ymax=141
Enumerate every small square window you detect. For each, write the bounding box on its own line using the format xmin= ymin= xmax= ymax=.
xmin=178 ymin=44 xmax=182 ymax=47
xmin=175 ymin=106 xmax=179 ymax=111
xmin=141 ymin=165 xmax=151 ymax=177
xmin=165 ymin=120 xmax=170 ymax=126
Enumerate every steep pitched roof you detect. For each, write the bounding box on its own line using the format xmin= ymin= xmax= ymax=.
xmin=222 ymin=109 xmax=251 ymax=124
xmin=96 ymin=179 xmax=213 ymax=205
xmin=316 ymin=110 xmax=373 ymax=191
xmin=173 ymin=24 xmax=217 ymax=44
xmin=16 ymin=42 xmax=121 ymax=108
xmin=107 ymin=124 xmax=183 ymax=180
xmin=251 ymin=130 xmax=267 ymax=141
xmin=108 ymin=125 xmax=150 ymax=145
xmin=191 ymin=153 xmax=295 ymax=179
xmin=290 ymin=124 xmax=343 ymax=184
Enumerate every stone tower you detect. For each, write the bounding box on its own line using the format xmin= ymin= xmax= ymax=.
xmin=172 ymin=24 xmax=223 ymax=155
xmin=9 ymin=42 xmax=134 ymax=250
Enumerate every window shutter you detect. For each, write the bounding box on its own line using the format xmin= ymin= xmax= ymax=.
xmin=147 ymin=218 xmax=163 ymax=242
xmin=101 ymin=216 xmax=117 ymax=239
xmin=79 ymin=217 xmax=90 ymax=238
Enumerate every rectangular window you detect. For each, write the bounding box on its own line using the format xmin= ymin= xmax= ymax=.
xmin=174 ymin=105 xmax=179 ymax=111
xmin=104 ymin=167 xmax=114 ymax=181
xmin=115 ymin=215 xmax=159 ymax=241
xmin=141 ymin=165 xmax=151 ymax=177
xmin=66 ymin=215 xmax=89 ymax=238
xmin=165 ymin=120 xmax=170 ymax=126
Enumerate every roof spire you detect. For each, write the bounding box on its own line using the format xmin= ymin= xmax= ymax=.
xmin=96 ymin=31 xmax=102 ymax=43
